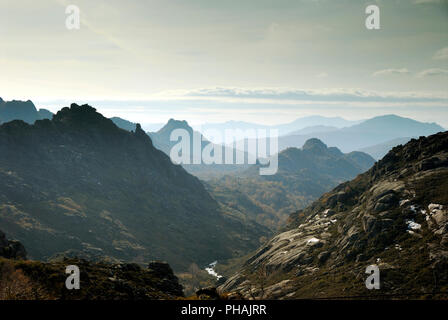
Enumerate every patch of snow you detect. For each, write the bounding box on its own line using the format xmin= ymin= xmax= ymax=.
xmin=330 ymin=219 xmax=337 ymax=223
xmin=205 ymin=261 xmax=222 ymax=280
xmin=307 ymin=237 xmax=320 ymax=244
xmin=410 ymin=205 xmax=417 ymax=213
xmin=376 ymin=258 xmax=381 ymax=263
xmin=428 ymin=203 xmax=443 ymax=211
xmin=394 ymin=244 xmax=402 ymax=251
xmin=406 ymin=220 xmax=421 ymax=230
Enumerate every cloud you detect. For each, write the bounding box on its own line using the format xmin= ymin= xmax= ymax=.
xmin=372 ymin=68 xmax=410 ymax=77
xmin=417 ymin=68 xmax=448 ymax=77
xmin=414 ymin=0 xmax=447 ymax=4
xmin=161 ymin=87 xmax=448 ymax=105
xmin=433 ymin=47 xmax=448 ymax=60
xmin=315 ymin=72 xmax=329 ymax=78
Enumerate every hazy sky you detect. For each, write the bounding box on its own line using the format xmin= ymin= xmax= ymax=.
xmin=0 ymin=0 xmax=447 ymax=126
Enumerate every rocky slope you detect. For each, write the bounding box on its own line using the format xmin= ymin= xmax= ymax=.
xmin=220 ymin=131 xmax=448 ymax=299
xmin=0 ymin=104 xmax=267 ymax=271
xmin=207 ymin=139 xmax=375 ymax=230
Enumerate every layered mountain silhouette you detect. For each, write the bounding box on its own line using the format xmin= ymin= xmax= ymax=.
xmin=0 ymin=98 xmax=52 ymax=124
xmin=221 ymin=131 xmax=448 ymax=299
xmin=0 ymin=104 xmax=268 ymax=271
xmin=286 ymin=125 xmax=338 ymax=136
xmin=277 ymin=115 xmax=444 ymax=155
xmin=148 ymin=119 xmax=251 ymax=178
xmin=200 ymin=116 xmax=361 ymax=140
xmin=111 ymin=113 xmax=443 ymax=171
xmin=207 ymin=139 xmax=375 ymax=230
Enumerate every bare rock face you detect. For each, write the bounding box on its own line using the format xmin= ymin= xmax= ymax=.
xmin=220 ymin=131 xmax=448 ymax=299
xmin=0 ymin=230 xmax=27 ymax=259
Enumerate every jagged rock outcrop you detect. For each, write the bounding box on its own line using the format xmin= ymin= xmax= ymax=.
xmin=221 ymin=131 xmax=448 ymax=299
xmin=0 ymin=230 xmax=27 ymax=259
xmin=147 ymin=261 xmax=184 ymax=297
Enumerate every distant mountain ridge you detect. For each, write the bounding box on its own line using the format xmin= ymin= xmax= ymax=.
xmin=108 ymin=113 xmax=443 ymax=170
xmin=277 ymin=114 xmax=444 ymax=153
xmin=0 ymin=98 xmax=53 ymax=124
xmin=200 ymin=116 xmax=360 ymax=142
xmin=286 ymin=125 xmax=338 ymax=136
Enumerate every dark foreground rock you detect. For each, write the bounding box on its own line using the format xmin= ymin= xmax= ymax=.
xmin=0 ymin=256 xmax=184 ymax=300
xmin=0 ymin=230 xmax=27 ymax=260
xmin=0 ymin=232 xmax=184 ymax=300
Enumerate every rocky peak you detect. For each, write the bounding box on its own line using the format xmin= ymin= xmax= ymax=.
xmin=53 ymin=103 xmax=111 ymax=126
xmin=133 ymin=123 xmax=152 ymax=145
xmin=158 ymin=118 xmax=193 ymax=135
xmin=167 ymin=118 xmax=188 ymax=127
xmin=302 ymin=138 xmax=329 ymax=153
